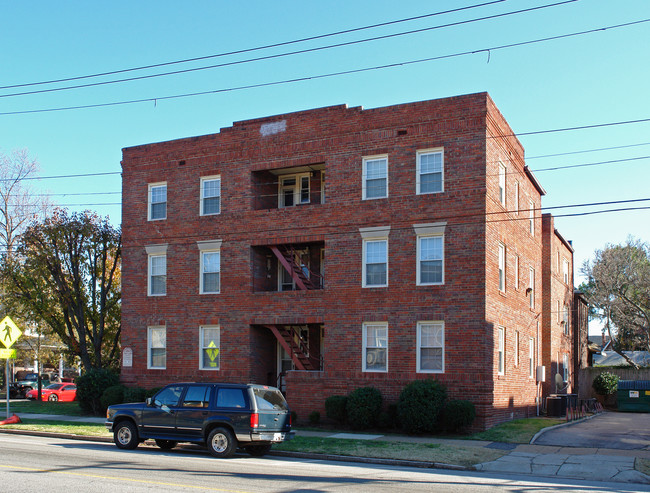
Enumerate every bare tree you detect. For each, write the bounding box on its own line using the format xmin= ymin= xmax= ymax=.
xmin=0 ymin=148 xmax=48 ymax=256
xmin=581 ymin=238 xmax=650 ymax=369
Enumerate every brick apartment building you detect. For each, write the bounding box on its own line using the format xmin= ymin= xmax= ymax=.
xmin=120 ymin=92 xmax=578 ymax=430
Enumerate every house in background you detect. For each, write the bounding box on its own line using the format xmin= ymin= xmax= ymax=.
xmin=119 ymin=92 xmax=576 ymax=430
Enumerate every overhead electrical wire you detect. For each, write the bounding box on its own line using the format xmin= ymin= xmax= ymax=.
xmin=3 ymin=17 xmax=648 ymax=116
xmin=0 ymin=0 xmax=509 ymax=90
xmin=0 ymin=1 xmax=576 ymax=98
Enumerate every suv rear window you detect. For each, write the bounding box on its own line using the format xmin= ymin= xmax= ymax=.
xmin=216 ymin=388 xmax=246 ymax=408
xmin=253 ymin=387 xmax=288 ymax=411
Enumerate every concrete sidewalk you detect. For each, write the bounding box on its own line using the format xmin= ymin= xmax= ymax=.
xmin=4 ymin=411 xmax=650 ymax=485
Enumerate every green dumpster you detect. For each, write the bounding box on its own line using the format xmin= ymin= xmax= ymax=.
xmin=617 ymin=380 xmax=650 ymax=412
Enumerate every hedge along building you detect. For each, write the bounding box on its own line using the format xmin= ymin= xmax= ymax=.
xmin=120 ymin=92 xmax=577 ymax=430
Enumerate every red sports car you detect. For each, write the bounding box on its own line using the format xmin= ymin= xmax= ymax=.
xmin=25 ymin=383 xmax=77 ymax=402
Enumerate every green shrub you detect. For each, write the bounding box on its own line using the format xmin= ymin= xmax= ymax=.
xmin=123 ymin=386 xmax=148 ymax=403
xmin=309 ymin=411 xmax=321 ymax=425
xmin=442 ymin=400 xmax=476 ymax=432
xmin=325 ymin=395 xmax=348 ymax=424
xmin=145 ymin=387 xmax=162 ymax=399
xmin=593 ymin=371 xmax=619 ymax=395
xmin=100 ymin=384 xmax=126 ymax=409
xmin=291 ymin=410 xmax=298 ymax=424
xmin=398 ymin=379 xmax=447 ymax=434
xmin=377 ymin=404 xmax=398 ymax=429
xmin=75 ymin=368 xmax=120 ymax=415
xmin=346 ymin=387 xmax=382 ymax=430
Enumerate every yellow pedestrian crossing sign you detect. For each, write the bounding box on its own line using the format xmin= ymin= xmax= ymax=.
xmin=0 ymin=316 xmax=22 ymax=349
xmin=206 ymin=341 xmax=219 ymax=368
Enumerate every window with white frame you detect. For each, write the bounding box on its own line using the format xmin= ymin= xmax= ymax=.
xmin=146 ymin=244 xmax=167 ymax=296
xmin=200 ymin=176 xmax=221 ymax=215
xmin=563 ymin=258 xmax=569 ymax=284
xmin=529 ymin=200 xmax=535 ymax=235
xmin=360 ymin=226 xmax=389 ymax=288
xmin=279 ymin=173 xmax=310 ymax=208
xmin=416 ymin=149 xmax=443 ymax=194
xmin=414 ymin=222 xmax=445 ymax=286
xmin=514 ymin=254 xmax=519 ymax=290
xmin=529 ymin=337 xmax=535 ymax=378
xmin=497 ymin=327 xmax=505 ymax=375
xmin=563 ymin=304 xmax=570 ymax=335
xmin=514 ymin=181 xmax=519 ymax=215
xmin=148 ymin=182 xmax=167 ymax=220
xmin=197 ymin=240 xmax=222 ymax=294
xmin=417 ymin=322 xmax=444 ymax=373
xmin=362 ymin=155 xmax=388 ymax=199
xmin=148 ymin=326 xmax=166 ymax=369
xmin=498 ymin=243 xmax=506 ymax=292
xmin=529 ymin=267 xmax=535 ymax=309
xmin=515 ymin=331 xmax=520 ymax=367
xmin=363 ymin=322 xmax=388 ymax=372
xmin=200 ymin=325 xmax=220 ymax=370
xmin=563 ymin=353 xmax=569 ymax=382
xmin=498 ymin=162 xmax=506 ymax=206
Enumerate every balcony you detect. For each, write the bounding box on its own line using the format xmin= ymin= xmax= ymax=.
xmin=252 ymin=242 xmax=324 ymax=292
xmin=252 ymin=165 xmax=325 ymax=211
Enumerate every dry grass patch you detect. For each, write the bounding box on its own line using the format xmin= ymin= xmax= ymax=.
xmin=636 ymin=458 xmax=650 ymax=477
xmin=1 ymin=419 xmax=111 ymax=437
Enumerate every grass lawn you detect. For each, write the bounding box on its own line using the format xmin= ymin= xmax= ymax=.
xmin=468 ymin=417 xmax=565 ymax=443
xmin=1 ymin=419 xmax=110 ymax=437
xmin=8 ymin=400 xmax=84 ymax=416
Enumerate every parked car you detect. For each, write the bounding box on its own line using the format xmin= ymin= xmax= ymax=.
xmin=15 ymin=372 xmax=59 ymax=398
xmin=25 ymin=383 xmax=77 ymax=402
xmin=105 ymin=382 xmax=293 ymax=457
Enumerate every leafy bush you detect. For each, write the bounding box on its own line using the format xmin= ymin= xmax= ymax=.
xmin=593 ymin=371 xmax=619 ymax=395
xmin=309 ymin=411 xmax=321 ymax=425
xmin=100 ymin=384 xmax=126 ymax=409
xmin=377 ymin=403 xmax=398 ymax=429
xmin=145 ymin=387 xmax=162 ymax=399
xmin=398 ymin=379 xmax=447 ymax=434
xmin=346 ymin=387 xmax=382 ymax=430
xmin=442 ymin=400 xmax=476 ymax=432
xmin=325 ymin=395 xmax=348 ymax=424
xmin=123 ymin=386 xmax=148 ymax=403
xmin=75 ymin=368 xmax=120 ymax=415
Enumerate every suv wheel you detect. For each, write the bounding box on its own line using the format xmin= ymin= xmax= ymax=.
xmin=155 ymin=439 xmax=177 ymax=450
xmin=207 ymin=427 xmax=236 ymax=458
xmin=114 ymin=421 xmax=139 ymax=450
xmin=245 ymin=444 xmax=272 ymax=457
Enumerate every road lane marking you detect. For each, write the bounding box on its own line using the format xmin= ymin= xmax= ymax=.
xmin=0 ymin=464 xmax=252 ymax=492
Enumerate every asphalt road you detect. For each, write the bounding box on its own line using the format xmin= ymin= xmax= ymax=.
xmin=1 ymin=433 xmax=647 ymax=493
xmin=534 ymin=412 xmax=650 ymax=450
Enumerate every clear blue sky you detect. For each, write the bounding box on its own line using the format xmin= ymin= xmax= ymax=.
xmin=2 ymin=0 xmax=649 ymax=333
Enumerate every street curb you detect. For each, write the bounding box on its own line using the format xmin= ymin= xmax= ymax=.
xmin=0 ymin=428 xmax=471 ymax=471
xmin=530 ymin=412 xmax=601 ymax=444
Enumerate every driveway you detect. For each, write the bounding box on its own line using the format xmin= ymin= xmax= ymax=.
xmin=534 ymin=411 xmax=650 ymax=450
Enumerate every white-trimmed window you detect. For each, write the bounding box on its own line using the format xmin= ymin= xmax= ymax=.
xmin=148 ymin=326 xmax=166 ymax=369
xmin=360 ymin=226 xmax=389 ymax=288
xmin=497 ymin=327 xmax=505 ymax=375
xmin=146 ymin=244 xmax=168 ymax=296
xmin=529 ymin=337 xmax=535 ymax=378
xmin=279 ymin=173 xmax=310 ymax=208
xmin=416 ymin=149 xmax=443 ymax=194
xmin=563 ymin=353 xmax=569 ymax=382
xmin=414 ymin=223 xmax=445 ymax=286
xmin=200 ymin=325 xmax=220 ymax=370
xmin=363 ymin=322 xmax=388 ymax=372
xmin=529 ymin=200 xmax=535 ymax=235
xmin=563 ymin=305 xmax=570 ymax=335
xmin=498 ymin=243 xmax=506 ymax=292
xmin=514 ymin=254 xmax=519 ymax=290
xmin=529 ymin=267 xmax=535 ymax=309
xmin=200 ymin=176 xmax=221 ymax=215
xmin=362 ymin=155 xmax=388 ymax=199
xmin=417 ymin=322 xmax=444 ymax=373
xmin=515 ymin=331 xmax=520 ymax=367
xmin=514 ymin=181 xmax=519 ymax=215
xmin=197 ymin=240 xmax=222 ymax=294
xmin=563 ymin=258 xmax=570 ymax=284
xmin=498 ymin=162 xmax=506 ymax=206
xmin=148 ymin=182 xmax=167 ymax=220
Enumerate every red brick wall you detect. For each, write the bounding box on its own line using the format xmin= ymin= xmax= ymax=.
xmin=120 ymin=92 xmax=570 ymax=429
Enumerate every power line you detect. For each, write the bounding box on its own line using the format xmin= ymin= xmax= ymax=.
xmin=0 ymin=0 xmax=508 ymax=90
xmin=3 ymin=17 xmax=648 ymax=117
xmin=0 ymin=1 xmax=575 ymax=98
xmin=526 ymin=141 xmax=650 ymax=160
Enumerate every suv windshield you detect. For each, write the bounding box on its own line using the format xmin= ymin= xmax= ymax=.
xmin=253 ymin=387 xmax=288 ymax=411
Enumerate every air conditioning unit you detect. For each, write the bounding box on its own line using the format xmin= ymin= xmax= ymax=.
xmin=536 ymin=365 xmax=546 ymax=383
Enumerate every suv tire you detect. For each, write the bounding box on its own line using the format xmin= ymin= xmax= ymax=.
xmin=114 ymin=421 xmax=139 ymax=450
xmin=207 ymin=427 xmax=236 ymax=458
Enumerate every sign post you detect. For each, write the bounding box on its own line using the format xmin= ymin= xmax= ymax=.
xmin=1 ymin=316 xmax=22 ymax=419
